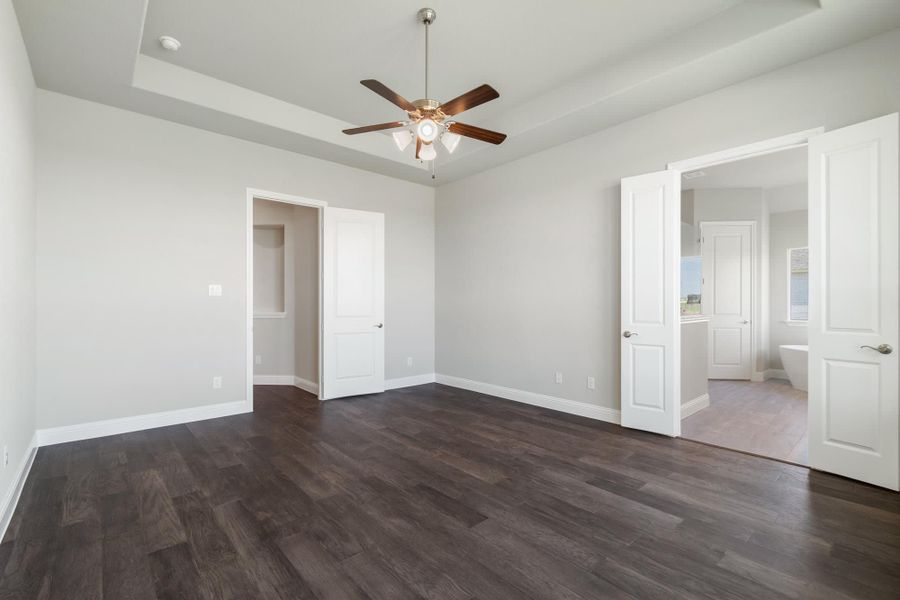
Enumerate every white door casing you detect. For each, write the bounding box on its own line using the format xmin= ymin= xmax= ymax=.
xmin=322 ymin=207 xmax=385 ymax=400
xmin=701 ymin=222 xmax=753 ymax=380
xmin=808 ymin=113 xmax=899 ymax=490
xmin=621 ymin=170 xmax=681 ymax=436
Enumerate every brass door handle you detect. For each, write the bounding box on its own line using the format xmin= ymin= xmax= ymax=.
xmin=860 ymin=343 xmax=892 ymax=355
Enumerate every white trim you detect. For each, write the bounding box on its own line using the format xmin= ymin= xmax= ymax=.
xmin=385 ymin=373 xmax=436 ymax=390
xmin=253 ymin=374 xmax=295 ymax=385
xmin=247 ymin=188 xmax=327 ymax=405
xmin=293 ymin=376 xmax=319 ymax=395
xmin=36 ymin=400 xmax=252 ymax=447
xmin=253 ymin=312 xmax=287 ymax=319
xmin=751 ymin=369 xmax=789 ymax=382
xmin=0 ymin=432 xmax=38 ymax=543
xmin=667 ymin=128 xmax=824 ymax=172
xmin=435 ymin=374 xmax=620 ymax=424
xmin=681 ymin=393 xmax=710 ymax=419
xmin=766 ymin=368 xmax=788 ymax=380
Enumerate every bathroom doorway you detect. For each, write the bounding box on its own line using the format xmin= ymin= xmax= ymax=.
xmin=678 ymin=146 xmax=809 ymax=464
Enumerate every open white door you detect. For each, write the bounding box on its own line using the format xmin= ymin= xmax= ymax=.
xmin=808 ymin=113 xmax=899 ymax=490
xmin=701 ymin=222 xmax=753 ymax=380
xmin=621 ymin=170 xmax=681 ymax=436
xmin=322 ymin=207 xmax=385 ymax=400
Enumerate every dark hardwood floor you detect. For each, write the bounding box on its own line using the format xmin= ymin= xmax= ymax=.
xmin=1 ymin=383 xmax=899 ymax=599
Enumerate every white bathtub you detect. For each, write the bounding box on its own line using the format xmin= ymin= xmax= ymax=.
xmin=779 ymin=344 xmax=808 ymax=392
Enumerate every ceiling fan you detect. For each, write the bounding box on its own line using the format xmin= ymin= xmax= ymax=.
xmin=342 ymin=7 xmax=507 ymax=165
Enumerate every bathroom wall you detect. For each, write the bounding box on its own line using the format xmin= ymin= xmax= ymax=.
xmin=681 ymin=320 xmax=709 ymax=408
xmin=768 ymin=205 xmax=808 ymax=371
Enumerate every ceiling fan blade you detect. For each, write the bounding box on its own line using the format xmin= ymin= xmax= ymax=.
xmin=342 ymin=121 xmax=407 ymax=135
xmin=448 ymin=122 xmax=507 ymax=145
xmin=416 ymin=138 xmax=422 ymax=159
xmin=439 ymin=84 xmax=499 ymax=116
xmin=360 ymin=80 xmax=417 ymax=112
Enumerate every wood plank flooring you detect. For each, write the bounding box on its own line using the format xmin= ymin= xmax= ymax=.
xmin=683 ymin=379 xmax=808 ymax=464
xmin=2 ymin=383 xmax=898 ymax=599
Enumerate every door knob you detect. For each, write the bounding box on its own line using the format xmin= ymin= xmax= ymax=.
xmin=623 ymin=330 xmax=638 ymax=338
xmin=374 ymin=323 xmax=384 ymax=328
xmin=860 ymin=343 xmax=892 ymax=355
xmin=740 ymin=320 xmax=750 ymax=324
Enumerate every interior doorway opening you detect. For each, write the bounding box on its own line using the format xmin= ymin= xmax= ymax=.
xmin=252 ymin=197 xmax=322 ymax=397
xmin=678 ymin=146 xmax=809 ymax=465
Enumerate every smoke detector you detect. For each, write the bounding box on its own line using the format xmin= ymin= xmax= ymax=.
xmin=158 ymin=36 xmax=181 ymax=51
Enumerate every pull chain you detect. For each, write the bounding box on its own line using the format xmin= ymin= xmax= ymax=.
xmin=424 ymin=20 xmax=429 ymax=99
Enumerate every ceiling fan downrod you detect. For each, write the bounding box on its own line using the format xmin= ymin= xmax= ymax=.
xmin=418 ymin=8 xmax=436 ymax=100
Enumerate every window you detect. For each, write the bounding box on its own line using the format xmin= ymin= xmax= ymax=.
xmin=788 ymin=247 xmax=808 ymax=321
xmin=681 ymin=256 xmax=702 ymax=316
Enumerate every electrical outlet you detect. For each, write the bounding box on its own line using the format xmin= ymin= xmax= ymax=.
xmin=406 ymin=356 xmax=413 ymax=368
xmin=212 ymin=376 xmax=223 ymax=389
xmin=587 ymin=376 xmax=596 ymax=390
xmin=554 ymin=371 xmax=563 ymax=384
xmin=255 ymin=355 xmax=262 ymax=365
xmin=2 ymin=445 xmax=8 ymax=468
xmin=208 ymin=284 xmax=223 ymax=297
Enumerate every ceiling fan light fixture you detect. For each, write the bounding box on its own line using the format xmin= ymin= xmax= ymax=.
xmin=392 ymin=130 xmax=414 ymax=151
xmin=416 ymin=118 xmax=439 ymax=143
xmin=441 ymin=131 xmax=461 ymax=154
xmin=419 ymin=143 xmax=437 ymax=161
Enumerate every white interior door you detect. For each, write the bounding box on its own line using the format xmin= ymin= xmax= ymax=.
xmin=808 ymin=113 xmax=898 ymax=490
xmin=701 ymin=222 xmax=753 ymax=380
xmin=322 ymin=207 xmax=385 ymax=400
xmin=621 ymin=170 xmax=680 ymax=436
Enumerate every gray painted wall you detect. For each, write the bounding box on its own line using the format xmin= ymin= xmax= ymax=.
xmin=35 ymin=91 xmax=435 ymax=429
xmin=436 ymin=28 xmax=900 ymax=413
xmin=0 ymin=0 xmax=36 ymax=514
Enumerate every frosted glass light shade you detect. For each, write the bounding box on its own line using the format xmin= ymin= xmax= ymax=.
xmin=441 ymin=131 xmax=461 ymax=153
xmin=419 ymin=143 xmax=437 ymax=161
xmin=416 ymin=118 xmax=439 ymax=143
xmin=392 ymin=130 xmax=414 ymax=151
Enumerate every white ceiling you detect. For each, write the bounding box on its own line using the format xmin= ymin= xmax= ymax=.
xmin=13 ymin=1 xmax=900 ymax=185
xmin=683 ymin=146 xmax=807 ymax=190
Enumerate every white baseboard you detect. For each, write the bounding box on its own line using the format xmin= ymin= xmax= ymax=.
xmin=765 ymin=368 xmax=788 ymax=380
xmin=293 ymin=376 xmax=319 ymax=395
xmin=36 ymin=400 xmax=252 ymax=447
xmin=385 ymin=373 xmax=435 ymax=390
xmin=0 ymin=431 xmax=38 ymax=543
xmin=435 ymin=374 xmax=620 ymax=424
xmin=253 ymin=374 xmax=295 ymax=385
xmin=681 ymin=393 xmax=710 ymax=419
xmin=752 ymin=369 xmax=788 ymax=382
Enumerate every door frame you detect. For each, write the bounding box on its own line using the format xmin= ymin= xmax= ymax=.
xmin=699 ymin=220 xmax=756 ymax=381
xmin=665 ymin=127 xmax=823 ymax=422
xmin=246 ymin=188 xmax=328 ymax=408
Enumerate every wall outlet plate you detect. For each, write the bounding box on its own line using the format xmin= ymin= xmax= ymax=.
xmin=255 ymin=355 xmax=262 ymax=365
xmin=2 ymin=445 xmax=8 ymax=468
xmin=406 ymin=356 xmax=413 ymax=367
xmin=554 ymin=371 xmax=563 ymax=384
xmin=587 ymin=376 xmax=596 ymax=390
xmin=212 ymin=376 xmax=223 ymax=389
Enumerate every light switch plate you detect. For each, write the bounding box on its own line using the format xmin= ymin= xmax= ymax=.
xmin=554 ymin=371 xmax=563 ymax=384
xmin=212 ymin=376 xmax=222 ymax=389
xmin=208 ymin=284 xmax=223 ymax=297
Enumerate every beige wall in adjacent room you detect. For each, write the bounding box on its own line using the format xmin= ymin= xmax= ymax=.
xmin=769 ymin=206 xmax=809 ymax=371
